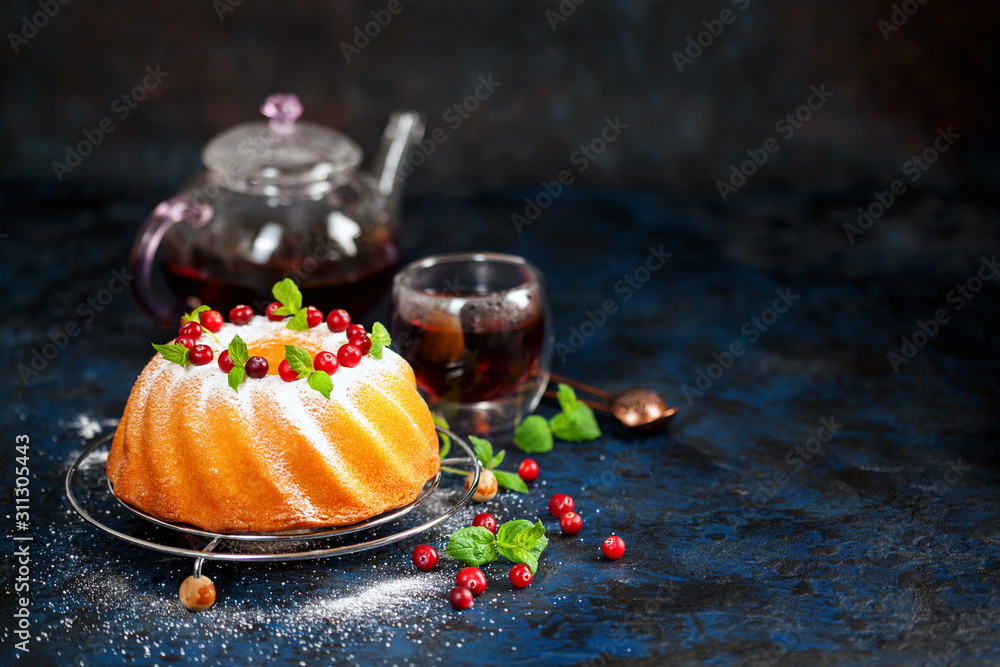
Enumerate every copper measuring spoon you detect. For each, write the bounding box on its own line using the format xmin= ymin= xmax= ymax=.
xmin=544 ymin=373 xmax=678 ymax=432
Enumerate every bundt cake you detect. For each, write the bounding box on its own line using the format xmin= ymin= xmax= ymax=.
xmin=107 ymin=285 xmax=440 ymax=533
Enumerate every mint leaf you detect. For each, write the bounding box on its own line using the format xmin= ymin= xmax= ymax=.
xmin=516 ymin=520 xmax=547 ymax=548
xmin=446 ymin=526 xmax=498 ymax=568
xmin=371 ymin=321 xmax=391 ymax=345
xmin=228 ymin=366 xmax=245 ymax=393
xmin=468 ymin=436 xmax=493 ymax=467
xmin=308 ymin=370 xmax=333 ymax=399
xmin=504 ymin=544 xmax=539 ymax=574
xmin=493 ymin=469 xmax=528 ymax=493
xmin=286 ymin=309 xmax=309 ymax=331
xmin=272 ymin=278 xmax=302 ymax=313
xmin=152 ymin=342 xmax=189 ymax=366
xmin=284 ymin=345 xmax=312 ymax=378
xmin=369 ymin=322 xmax=391 ymax=360
xmin=495 ymin=519 xmax=547 ymax=573
xmin=433 ymin=414 xmax=451 ymax=459
xmin=514 ymin=415 xmax=554 ymax=453
xmin=228 ymin=334 xmax=249 ymax=366
xmin=550 ymin=383 xmax=601 ymax=441
xmin=496 ymin=519 xmax=533 ymax=545
xmin=556 ymin=383 xmax=580 ymax=413
xmin=518 ymin=521 xmax=549 ymax=573
xmin=486 ymin=449 xmax=505 ymax=470
xmin=181 ymin=305 xmax=210 ymax=323
xmin=550 ymin=403 xmax=601 ymax=441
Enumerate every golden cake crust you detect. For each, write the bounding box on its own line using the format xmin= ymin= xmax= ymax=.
xmin=106 ymin=318 xmax=440 ymax=533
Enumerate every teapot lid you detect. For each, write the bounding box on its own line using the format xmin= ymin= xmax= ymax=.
xmin=202 ymin=94 xmax=362 ymax=193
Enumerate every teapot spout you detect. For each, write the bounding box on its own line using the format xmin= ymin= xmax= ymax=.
xmin=373 ymin=111 xmax=426 ymax=210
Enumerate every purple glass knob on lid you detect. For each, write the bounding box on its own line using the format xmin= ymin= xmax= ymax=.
xmin=259 ymin=93 xmax=303 ymax=133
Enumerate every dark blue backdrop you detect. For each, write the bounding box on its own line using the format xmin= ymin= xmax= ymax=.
xmin=1 ymin=183 xmax=998 ymax=664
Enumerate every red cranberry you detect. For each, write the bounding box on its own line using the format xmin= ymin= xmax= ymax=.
xmin=218 ymin=350 xmax=234 ymax=372
xmin=245 ymin=356 xmax=269 ymax=379
xmin=306 ymin=307 xmax=324 ymax=328
xmin=509 ymin=563 xmax=533 ymax=588
xmin=178 ymin=321 xmax=202 ymax=339
xmin=230 ymin=305 xmax=254 ymax=325
xmin=472 ymin=513 xmax=497 ymax=534
xmin=265 ymin=302 xmax=285 ymax=321
xmin=456 ymin=567 xmax=487 ymax=595
xmin=174 ymin=336 xmax=196 ymax=350
xmin=326 ymin=309 xmax=351 ymax=333
xmin=189 ymin=344 xmax=214 ymax=366
xmin=449 ymin=586 xmax=474 ymax=610
xmin=337 ymin=344 xmax=362 ymax=368
xmin=549 ymin=493 xmax=574 ymax=517
xmin=200 ymin=309 xmax=224 ymax=333
xmin=560 ymin=511 xmax=583 ymax=535
xmin=518 ymin=458 xmax=539 ymax=482
xmin=314 ymin=351 xmax=339 ymax=375
xmin=350 ymin=333 xmax=372 ymax=355
xmin=346 ymin=323 xmax=366 ymax=339
xmin=411 ymin=544 xmax=438 ymax=571
xmin=278 ymin=359 xmax=299 ymax=382
xmin=602 ymin=535 xmax=626 ymax=559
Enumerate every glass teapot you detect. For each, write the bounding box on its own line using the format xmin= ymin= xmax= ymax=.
xmin=129 ymin=93 xmax=425 ymax=325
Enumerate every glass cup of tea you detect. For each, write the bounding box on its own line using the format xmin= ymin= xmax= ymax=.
xmin=391 ymin=253 xmax=553 ymax=438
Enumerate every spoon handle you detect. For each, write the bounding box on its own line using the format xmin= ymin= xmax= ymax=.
xmin=547 ymin=373 xmax=613 ymax=400
xmin=543 ymin=389 xmax=611 ymax=414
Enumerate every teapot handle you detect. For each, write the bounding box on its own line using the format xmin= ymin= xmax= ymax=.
xmin=129 ymin=197 xmax=213 ymax=325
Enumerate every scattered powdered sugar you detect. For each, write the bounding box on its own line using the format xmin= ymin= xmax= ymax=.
xmin=61 ymin=414 xmax=119 ymax=440
xmin=42 ymin=453 xmax=547 ymax=664
xmin=295 ymin=574 xmax=444 ymax=622
xmin=36 ymin=514 xmax=476 ymax=664
xmin=33 ymin=318 xmax=511 ymax=662
xmin=62 ymin=413 xmax=118 ymax=471
xmin=71 ymin=447 xmax=109 ymax=472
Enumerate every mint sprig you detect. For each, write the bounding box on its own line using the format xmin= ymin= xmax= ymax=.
xmin=513 ymin=383 xmax=602 ymax=452
xmin=487 ymin=449 xmax=505 ymax=469
xmin=465 ymin=435 xmax=527 ymax=492
xmin=495 ymin=519 xmax=547 ymax=574
xmin=550 ymin=384 xmax=601 ymax=441
xmin=228 ymin=367 xmax=246 ymax=393
xmin=271 ymin=278 xmax=309 ymax=331
xmin=180 ymin=305 xmax=210 ymax=324
xmin=226 ymin=335 xmax=250 ymax=392
xmin=446 ymin=519 xmax=548 ymax=573
xmin=513 ymin=415 xmax=554 ymax=453
xmin=284 ymin=344 xmax=312 ymax=379
xmin=281 ymin=343 xmax=334 ymax=399
xmin=180 ymin=305 xmax=221 ymax=343
xmin=152 ymin=342 xmax=189 ymax=366
xmin=469 ymin=435 xmax=494 ymax=467
xmin=287 ymin=309 xmax=309 ymax=331
xmin=369 ymin=322 xmax=392 ymax=360
xmin=229 ymin=335 xmax=249 ymax=365
xmin=444 ymin=526 xmax=497 ymax=568
xmin=272 ymin=278 xmax=302 ymax=315
xmin=308 ymin=370 xmax=333 ymax=399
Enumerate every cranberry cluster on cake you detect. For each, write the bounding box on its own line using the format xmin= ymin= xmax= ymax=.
xmin=106 ymin=279 xmax=440 ymax=533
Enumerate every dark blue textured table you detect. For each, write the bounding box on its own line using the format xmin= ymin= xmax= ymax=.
xmin=2 ymin=183 xmax=999 ymax=665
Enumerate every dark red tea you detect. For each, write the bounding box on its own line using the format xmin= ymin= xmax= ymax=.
xmin=392 ymin=312 xmax=546 ymax=404
xmin=164 ymin=260 xmax=397 ymax=321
